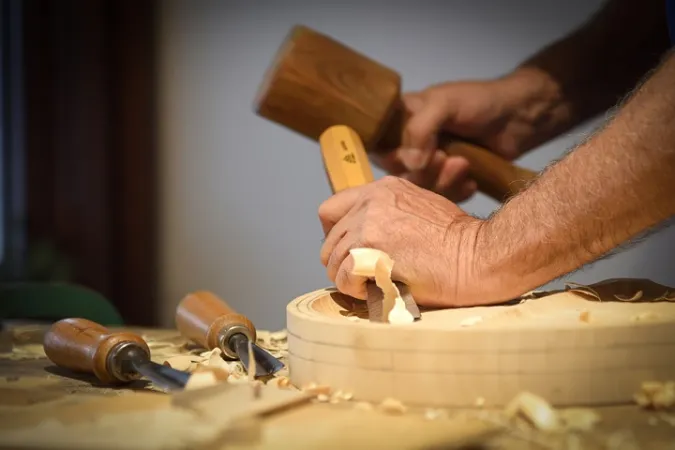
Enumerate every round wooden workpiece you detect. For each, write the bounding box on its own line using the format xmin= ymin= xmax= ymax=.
xmin=286 ymin=287 xmax=675 ymax=407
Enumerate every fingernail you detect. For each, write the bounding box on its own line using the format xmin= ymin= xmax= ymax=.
xmin=400 ymin=148 xmax=428 ymax=171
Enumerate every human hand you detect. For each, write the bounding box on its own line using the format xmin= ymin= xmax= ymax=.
xmin=372 ymin=75 xmax=549 ymax=202
xmin=318 ymin=175 xmax=485 ymax=307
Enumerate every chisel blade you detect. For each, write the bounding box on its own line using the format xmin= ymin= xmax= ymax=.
xmin=230 ymin=333 xmax=285 ymax=377
xmin=132 ymin=359 xmax=191 ymax=391
xmin=365 ymin=281 xmax=421 ymax=322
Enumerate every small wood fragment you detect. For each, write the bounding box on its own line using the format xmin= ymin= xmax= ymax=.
xmin=270 ymin=376 xmax=292 ymax=389
xmin=504 ymin=391 xmax=561 ymax=432
xmin=378 ymin=397 xmax=407 ymax=414
xmin=579 ymin=310 xmax=590 ymax=323
xmin=184 ymin=368 xmax=228 ymax=391
xmin=164 ymin=355 xmax=200 ymax=371
xmin=302 ymin=383 xmax=331 ymax=396
xmin=634 ymin=381 xmax=675 ymax=409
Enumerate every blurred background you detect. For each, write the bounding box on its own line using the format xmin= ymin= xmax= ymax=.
xmin=3 ymin=0 xmax=675 ymax=330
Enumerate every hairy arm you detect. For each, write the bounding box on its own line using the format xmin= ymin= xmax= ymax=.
xmin=475 ymin=50 xmax=675 ymax=302
xmin=499 ymin=0 xmax=670 ymax=152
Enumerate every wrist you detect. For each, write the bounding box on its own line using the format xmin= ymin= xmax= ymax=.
xmin=469 ymin=206 xmax=554 ymax=305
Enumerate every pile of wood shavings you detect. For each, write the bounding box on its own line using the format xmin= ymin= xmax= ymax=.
xmin=300 ymin=383 xmax=354 ymax=404
xmin=634 ymin=380 xmax=675 ymax=410
xmin=146 ymin=329 xmax=291 ymax=390
xmin=504 ymin=391 xmax=601 ymax=433
xmin=0 ymin=344 xmax=46 ymax=361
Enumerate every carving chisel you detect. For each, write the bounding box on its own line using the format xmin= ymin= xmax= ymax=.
xmin=319 ymin=124 xmax=421 ymax=321
xmin=175 ymin=291 xmax=284 ymax=377
xmin=43 ymin=317 xmax=191 ymax=391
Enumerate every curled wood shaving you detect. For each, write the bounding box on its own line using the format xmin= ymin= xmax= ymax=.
xmin=163 ymin=355 xmax=202 ymax=371
xmin=349 ymin=248 xmax=414 ymax=324
xmin=378 ymin=397 xmax=407 ymax=414
xmin=634 ymin=381 xmax=675 ymax=409
xmin=504 ymin=391 xmax=561 ymax=432
xmin=316 ymin=394 xmax=329 ymax=403
xmin=184 ymin=367 xmax=229 ymax=391
xmin=566 ymin=279 xmax=675 ymax=303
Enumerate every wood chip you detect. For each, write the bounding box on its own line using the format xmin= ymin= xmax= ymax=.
xmin=634 ymin=381 xmax=675 ymax=409
xmin=164 ymin=355 xmax=201 ymax=371
xmin=504 ymin=391 xmax=561 ymax=432
xmin=269 ymin=376 xmax=292 ymax=389
xmin=378 ymin=397 xmax=407 ymax=414
xmin=301 ymin=383 xmax=331 ymax=396
xmin=184 ymin=367 xmax=229 ymax=391
xmin=206 ymin=348 xmax=229 ymax=370
xmin=579 ymin=310 xmax=590 ymax=323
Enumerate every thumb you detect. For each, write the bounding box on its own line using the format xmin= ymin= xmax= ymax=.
xmin=399 ymin=93 xmax=453 ymax=171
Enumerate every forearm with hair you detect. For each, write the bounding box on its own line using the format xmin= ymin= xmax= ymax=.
xmin=506 ymin=0 xmax=669 ymax=149
xmin=477 ymin=50 xmax=675 ymax=302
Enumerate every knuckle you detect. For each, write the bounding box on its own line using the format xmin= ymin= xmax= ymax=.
xmin=360 ymin=221 xmax=381 ymax=248
xmin=380 ymin=175 xmax=399 ymax=185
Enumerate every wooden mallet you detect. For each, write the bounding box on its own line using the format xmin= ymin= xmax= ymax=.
xmin=254 ymin=25 xmax=537 ymax=203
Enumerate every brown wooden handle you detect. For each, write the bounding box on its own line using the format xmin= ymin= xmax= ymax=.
xmin=175 ymin=291 xmax=256 ymax=356
xmin=42 ymin=318 xmax=149 ymax=384
xmin=438 ymin=133 xmax=537 ymax=202
xmin=379 ymin=106 xmax=538 ymax=203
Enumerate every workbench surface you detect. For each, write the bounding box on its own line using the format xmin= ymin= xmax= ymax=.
xmin=1 ymin=323 xmax=673 ymax=449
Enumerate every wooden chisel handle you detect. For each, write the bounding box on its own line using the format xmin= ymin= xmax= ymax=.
xmin=437 ymin=133 xmax=536 ymax=201
xmin=319 ymin=125 xmax=375 ymax=194
xmin=175 ymin=291 xmax=256 ymax=359
xmin=43 ymin=317 xmax=149 ymax=384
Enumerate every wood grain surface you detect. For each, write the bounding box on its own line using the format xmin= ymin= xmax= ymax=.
xmin=287 ymin=283 xmax=675 ymax=408
xmin=1 ymin=323 xmax=674 ymax=449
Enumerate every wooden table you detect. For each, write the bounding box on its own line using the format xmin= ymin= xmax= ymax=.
xmin=1 ymin=323 xmax=674 ymax=449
